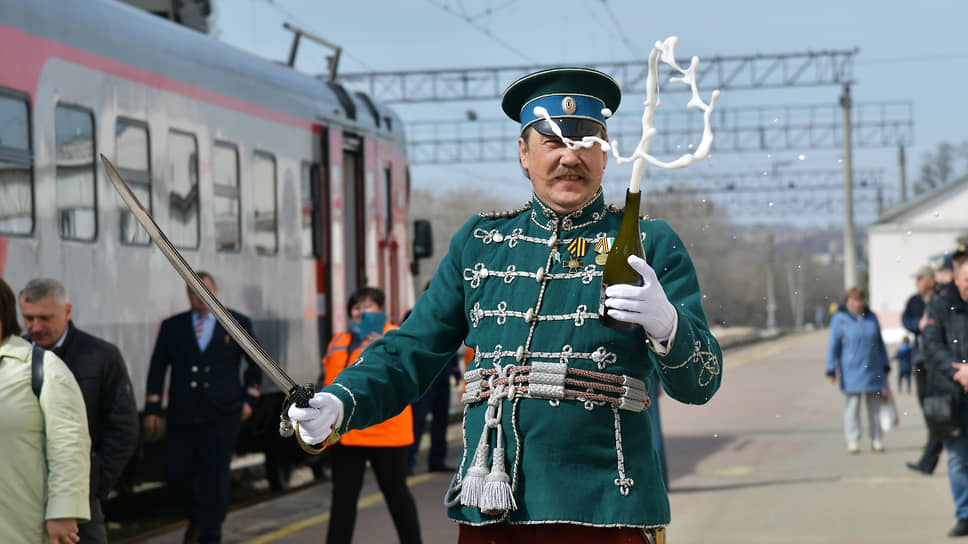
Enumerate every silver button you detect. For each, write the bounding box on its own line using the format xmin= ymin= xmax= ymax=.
xmin=525 ymin=308 xmax=535 ymax=323
xmin=493 ymin=232 xmax=504 ymax=243
xmin=203 ymin=382 xmax=210 ymax=389
xmin=204 ymin=366 xmax=211 ymax=373
xmin=190 ymin=381 xmax=197 ymax=388
xmin=515 ymin=346 xmax=525 ymax=362
xmin=536 ymin=268 xmax=545 ymax=283
xmin=191 ymin=365 xmax=198 ymax=373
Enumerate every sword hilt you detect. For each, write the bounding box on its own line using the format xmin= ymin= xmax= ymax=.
xmin=279 ymin=383 xmax=335 ymax=455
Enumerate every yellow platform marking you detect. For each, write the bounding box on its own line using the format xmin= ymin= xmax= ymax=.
xmin=241 ymin=472 xmax=436 ymax=544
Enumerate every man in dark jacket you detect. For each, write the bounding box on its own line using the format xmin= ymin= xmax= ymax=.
xmin=19 ymin=278 xmax=139 ymax=544
xmin=144 ymin=271 xmax=262 ymax=544
xmin=923 ymin=248 xmax=968 ymax=537
xmin=903 ymin=265 xmax=943 ymax=474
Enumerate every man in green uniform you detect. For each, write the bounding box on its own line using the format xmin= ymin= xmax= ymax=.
xmin=290 ymin=67 xmax=722 ymax=544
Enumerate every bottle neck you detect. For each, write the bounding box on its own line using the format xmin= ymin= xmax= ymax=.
xmin=620 ymin=190 xmax=641 ymax=230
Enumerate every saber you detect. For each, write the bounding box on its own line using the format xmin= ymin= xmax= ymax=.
xmin=100 ymin=154 xmax=324 ymax=448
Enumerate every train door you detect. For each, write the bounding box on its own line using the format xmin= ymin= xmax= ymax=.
xmin=304 ymin=160 xmax=332 ymax=353
xmin=376 ymin=164 xmax=399 ymax=320
xmin=342 ymin=133 xmax=365 ymax=298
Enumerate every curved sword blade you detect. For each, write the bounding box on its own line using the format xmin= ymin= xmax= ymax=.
xmin=101 ymin=153 xmax=297 ymax=393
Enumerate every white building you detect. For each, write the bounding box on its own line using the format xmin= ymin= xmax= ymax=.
xmin=867 ymin=174 xmax=968 ymax=342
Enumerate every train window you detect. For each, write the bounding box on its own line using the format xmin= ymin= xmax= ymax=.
xmin=300 ymin=162 xmax=315 ymax=258
xmin=0 ymin=90 xmax=33 ymax=235
xmin=55 ymin=104 xmax=97 ymax=241
xmin=252 ymin=152 xmax=277 ymax=255
xmin=167 ymin=130 xmax=199 ymax=249
xmin=115 ymin=118 xmax=151 ymax=245
xmin=213 ymin=142 xmax=241 ymax=252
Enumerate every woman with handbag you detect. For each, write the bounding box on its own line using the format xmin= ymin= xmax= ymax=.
xmin=825 ymin=286 xmax=891 ymax=454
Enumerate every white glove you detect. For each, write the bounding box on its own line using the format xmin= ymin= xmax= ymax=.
xmin=287 ymin=392 xmax=344 ymax=445
xmin=603 ymin=254 xmax=677 ymax=341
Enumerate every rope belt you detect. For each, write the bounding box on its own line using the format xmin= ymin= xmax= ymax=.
xmin=461 ymin=362 xmax=649 ymax=413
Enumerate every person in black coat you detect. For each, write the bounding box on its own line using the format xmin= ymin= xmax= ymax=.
xmin=144 ymin=272 xmax=262 ymax=544
xmin=923 ymin=248 xmax=968 ymax=537
xmin=902 ymin=265 xmax=944 ymax=475
xmin=19 ymin=278 xmax=139 ymax=544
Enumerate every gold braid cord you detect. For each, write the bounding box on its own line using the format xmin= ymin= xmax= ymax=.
xmin=295 ymin=424 xmax=341 ymax=455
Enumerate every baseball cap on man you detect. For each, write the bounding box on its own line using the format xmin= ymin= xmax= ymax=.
xmin=502 ymin=67 xmax=621 ymax=139
xmin=913 ymin=265 xmax=935 ymax=279
xmin=939 ymin=254 xmax=954 ymax=271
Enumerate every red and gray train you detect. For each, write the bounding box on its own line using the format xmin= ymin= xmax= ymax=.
xmin=0 ymin=0 xmax=425 ymax=486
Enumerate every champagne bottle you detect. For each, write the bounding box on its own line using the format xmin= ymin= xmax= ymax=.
xmin=598 ymin=189 xmax=645 ymax=331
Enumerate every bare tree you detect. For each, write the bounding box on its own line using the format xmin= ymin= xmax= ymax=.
xmin=915 ymin=140 xmax=967 ymax=195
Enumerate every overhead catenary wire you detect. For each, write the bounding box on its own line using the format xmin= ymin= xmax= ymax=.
xmin=424 ymin=0 xmax=536 ymax=63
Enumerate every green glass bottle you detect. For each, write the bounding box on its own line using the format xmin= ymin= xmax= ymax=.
xmin=598 ymin=189 xmax=645 ymax=331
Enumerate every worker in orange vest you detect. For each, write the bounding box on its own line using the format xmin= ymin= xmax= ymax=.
xmin=318 ymin=287 xmax=421 ymax=544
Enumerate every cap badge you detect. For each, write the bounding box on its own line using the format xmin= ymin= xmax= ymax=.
xmin=562 ymin=96 xmax=577 ymax=115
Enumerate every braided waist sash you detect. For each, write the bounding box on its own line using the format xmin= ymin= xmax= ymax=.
xmin=461 ymin=362 xmax=649 ymax=413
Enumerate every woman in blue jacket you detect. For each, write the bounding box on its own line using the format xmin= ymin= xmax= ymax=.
xmin=826 ymin=286 xmax=891 ymax=453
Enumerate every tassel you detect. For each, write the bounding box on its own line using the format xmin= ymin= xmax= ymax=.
xmin=480 ymin=403 xmax=517 ymax=513
xmin=460 ymin=409 xmax=494 ymax=508
xmin=480 ymin=446 xmax=517 ymax=512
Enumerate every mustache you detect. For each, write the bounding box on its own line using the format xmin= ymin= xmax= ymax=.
xmin=551 ymin=167 xmax=588 ymax=179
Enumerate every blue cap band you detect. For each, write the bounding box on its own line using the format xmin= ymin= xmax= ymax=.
xmin=519 ymin=94 xmax=608 ymax=134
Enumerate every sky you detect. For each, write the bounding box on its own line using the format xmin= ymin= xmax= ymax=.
xmin=212 ymin=0 xmax=968 ymax=226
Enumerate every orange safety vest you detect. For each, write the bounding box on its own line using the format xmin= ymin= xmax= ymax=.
xmin=320 ymin=324 xmax=414 ymax=447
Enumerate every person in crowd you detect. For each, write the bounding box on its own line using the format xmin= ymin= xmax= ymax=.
xmin=894 ymin=336 xmax=913 ymax=394
xmin=904 ymin=264 xmax=944 ymax=474
xmin=289 ymin=67 xmax=722 ymax=544
xmin=826 ymin=286 xmax=890 ymax=453
xmin=923 ymin=248 xmax=968 ymax=537
xmin=318 ymin=287 xmax=421 ymax=544
xmin=19 ymin=278 xmax=139 ymax=543
xmin=0 ymin=277 xmax=90 ymax=543
xmin=938 ymin=253 xmax=956 ymax=287
xmin=143 ymin=272 xmax=262 ymax=544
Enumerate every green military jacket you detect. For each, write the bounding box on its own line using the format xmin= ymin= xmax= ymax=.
xmin=326 ymin=189 xmax=722 ymax=528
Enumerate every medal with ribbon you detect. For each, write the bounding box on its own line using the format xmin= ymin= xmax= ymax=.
xmin=594 ymin=237 xmax=613 ymax=266
xmin=566 ymin=237 xmax=588 ymax=272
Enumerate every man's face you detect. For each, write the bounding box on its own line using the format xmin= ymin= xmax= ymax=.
xmin=917 ymin=275 xmax=936 ymax=295
xmin=187 ymin=277 xmax=217 ymax=315
xmin=20 ymin=295 xmax=72 ymax=349
xmin=518 ymin=129 xmax=607 ymax=215
xmin=954 ymin=262 xmax=968 ymax=302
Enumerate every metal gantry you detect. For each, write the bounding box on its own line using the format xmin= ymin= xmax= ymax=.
xmin=627 ymin=168 xmax=890 ymax=225
xmin=337 ymin=49 xmax=858 ymax=103
xmin=405 ymin=101 xmax=913 ymax=165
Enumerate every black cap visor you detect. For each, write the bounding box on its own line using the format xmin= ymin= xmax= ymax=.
xmin=527 ymin=118 xmax=605 ymax=139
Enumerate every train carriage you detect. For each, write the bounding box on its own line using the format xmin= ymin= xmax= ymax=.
xmin=0 ymin=0 xmax=423 ymax=487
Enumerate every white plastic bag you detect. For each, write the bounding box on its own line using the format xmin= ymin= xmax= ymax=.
xmin=880 ymin=387 xmax=900 ymax=432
